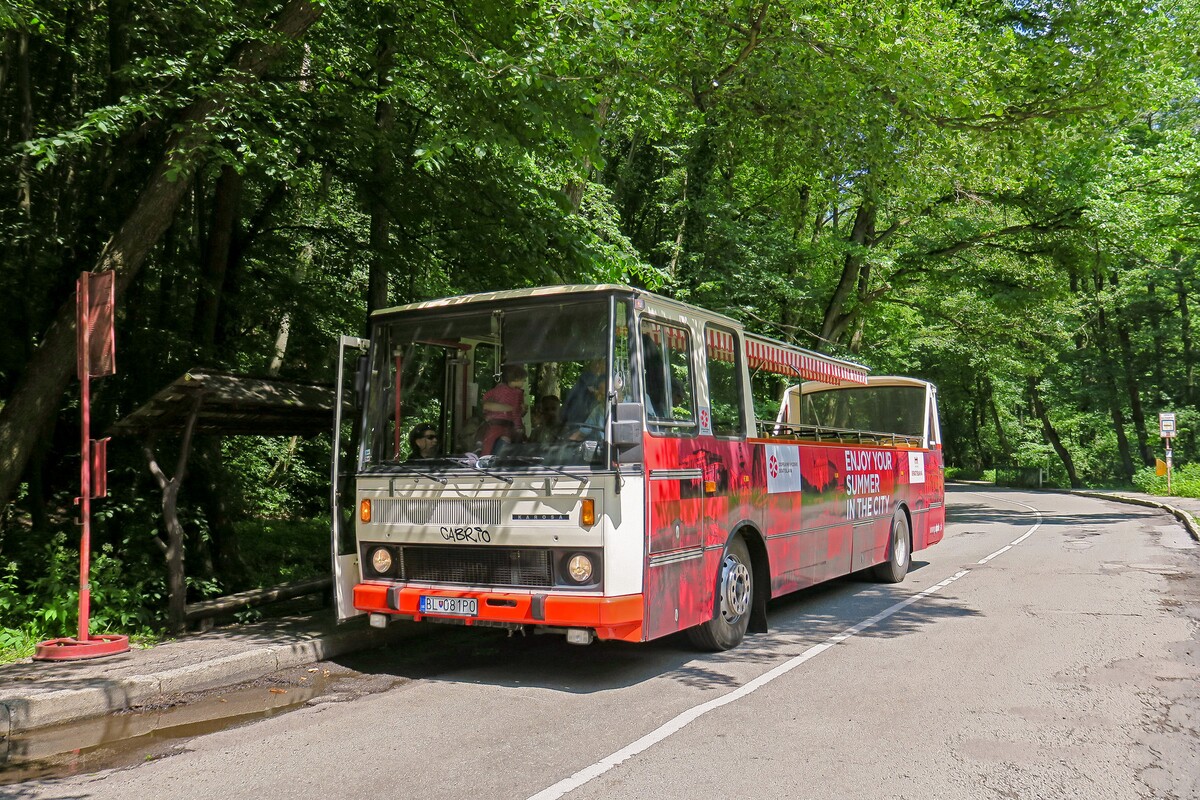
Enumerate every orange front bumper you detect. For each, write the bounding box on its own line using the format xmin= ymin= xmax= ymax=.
xmin=353 ymin=583 xmax=645 ymax=643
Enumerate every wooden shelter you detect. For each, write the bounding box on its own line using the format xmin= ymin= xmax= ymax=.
xmin=112 ymin=371 xmax=336 ymax=633
xmin=112 ymin=370 xmax=336 ymax=438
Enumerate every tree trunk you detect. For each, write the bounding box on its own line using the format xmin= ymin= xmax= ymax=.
xmin=1115 ymin=321 xmax=1152 ymax=466
xmin=268 ymin=243 xmax=311 ymax=375
xmin=988 ymin=385 xmax=1012 ymax=463
xmin=16 ymin=29 xmax=33 ymax=217
xmin=195 ymin=165 xmax=245 ymax=357
xmin=0 ymin=31 xmax=11 ymax=98
xmin=564 ymin=98 xmax=610 ymax=212
xmin=143 ymin=392 xmax=202 ymax=634
xmin=1095 ymin=305 xmax=1135 ymax=483
xmin=665 ymin=170 xmax=688 ymax=280
xmin=1028 ymin=376 xmax=1081 ymax=489
xmin=776 ymin=185 xmax=811 ymax=340
xmin=819 ymin=200 xmax=875 ymax=348
xmin=1148 ymin=279 xmax=1167 ymax=391
xmin=965 ymin=378 xmax=984 ymax=471
xmin=1178 ymin=260 xmax=1195 ymax=407
xmin=367 ymin=19 xmax=395 ymax=317
xmin=161 ymin=475 xmax=187 ymax=633
xmin=106 ymin=0 xmax=131 ymax=104
xmin=1108 ymin=272 xmax=1152 ymax=466
xmin=0 ymin=0 xmax=323 ymax=510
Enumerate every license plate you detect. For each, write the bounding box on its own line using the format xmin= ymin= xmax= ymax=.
xmin=420 ymin=596 xmax=477 ymax=617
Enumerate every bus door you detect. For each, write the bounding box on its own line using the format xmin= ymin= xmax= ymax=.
xmin=641 ymin=318 xmax=710 ymax=638
xmin=917 ymin=383 xmax=946 ymax=548
xmin=331 ymin=335 xmax=369 ymax=622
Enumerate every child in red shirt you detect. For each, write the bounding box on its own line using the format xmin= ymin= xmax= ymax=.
xmin=480 ymin=364 xmax=527 ymax=455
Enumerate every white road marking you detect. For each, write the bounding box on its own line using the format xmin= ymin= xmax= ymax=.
xmin=526 ymin=490 xmax=1043 ymax=800
xmin=970 ymin=492 xmax=1043 ymax=564
xmin=979 ymin=544 xmax=1012 ymax=563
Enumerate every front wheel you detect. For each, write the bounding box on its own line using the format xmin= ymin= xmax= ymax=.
xmin=687 ymin=536 xmax=753 ymax=651
xmin=873 ymin=510 xmax=911 ymax=583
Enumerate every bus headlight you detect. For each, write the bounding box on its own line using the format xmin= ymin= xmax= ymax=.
xmin=567 ymin=553 xmax=594 ymax=584
xmin=370 ymin=547 xmax=393 ymax=574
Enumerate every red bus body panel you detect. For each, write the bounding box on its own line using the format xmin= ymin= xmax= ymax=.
xmin=641 ymin=433 xmax=944 ymax=641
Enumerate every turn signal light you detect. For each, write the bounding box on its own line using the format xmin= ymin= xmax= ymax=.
xmin=704 ymin=480 xmax=717 ymax=494
xmin=580 ymin=498 xmax=595 ymax=527
xmin=360 ymin=498 xmax=372 ymax=523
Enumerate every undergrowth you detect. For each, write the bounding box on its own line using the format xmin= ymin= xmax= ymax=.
xmin=1132 ymin=462 xmax=1200 ymax=498
xmin=0 ymin=533 xmax=165 ymax=663
xmin=0 ymin=517 xmax=330 ymax=663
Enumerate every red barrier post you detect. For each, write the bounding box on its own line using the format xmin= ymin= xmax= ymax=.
xmin=34 ymin=272 xmax=129 ymax=661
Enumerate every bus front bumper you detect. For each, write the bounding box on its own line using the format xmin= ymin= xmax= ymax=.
xmin=353 ymin=583 xmax=645 ymax=643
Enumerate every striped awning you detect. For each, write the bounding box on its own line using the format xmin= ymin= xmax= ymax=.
xmin=744 ymin=336 xmax=868 ymax=385
xmin=654 ymin=324 xmax=867 ymax=385
xmin=642 ymin=321 xmax=690 ymax=352
xmin=705 ymin=328 xmax=737 ymax=363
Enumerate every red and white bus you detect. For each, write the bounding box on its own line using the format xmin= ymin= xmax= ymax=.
xmin=331 ymin=285 xmax=944 ymax=650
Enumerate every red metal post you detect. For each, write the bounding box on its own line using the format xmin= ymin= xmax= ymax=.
xmin=394 ymin=355 xmax=403 ymax=458
xmin=34 ymin=271 xmax=128 ymax=661
xmin=78 ymin=273 xmax=92 ymax=642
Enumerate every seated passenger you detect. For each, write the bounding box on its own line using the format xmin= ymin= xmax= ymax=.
xmin=562 ymin=358 xmax=605 ymax=428
xmin=407 ymin=423 xmax=439 ymax=460
xmin=568 ymin=378 xmax=608 ymax=441
xmin=530 ymin=395 xmax=563 ymax=443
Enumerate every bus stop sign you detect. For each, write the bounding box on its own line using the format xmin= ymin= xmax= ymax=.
xmin=1159 ymin=412 xmax=1176 ymax=439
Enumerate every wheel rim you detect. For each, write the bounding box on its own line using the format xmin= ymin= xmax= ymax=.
xmin=719 ymin=553 xmax=752 ymax=623
xmin=893 ymin=517 xmax=909 ymax=566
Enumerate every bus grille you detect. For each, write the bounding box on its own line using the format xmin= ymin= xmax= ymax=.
xmin=373 ymin=498 xmax=502 ymax=526
xmin=401 ymin=546 xmax=553 ymax=588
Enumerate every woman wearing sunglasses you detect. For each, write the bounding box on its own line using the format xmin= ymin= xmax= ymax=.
xmin=406 ymin=424 xmax=439 ymax=460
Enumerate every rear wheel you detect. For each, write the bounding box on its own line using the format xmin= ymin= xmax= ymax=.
xmin=687 ymin=536 xmax=753 ymax=651
xmin=873 ymin=510 xmax=911 ymax=583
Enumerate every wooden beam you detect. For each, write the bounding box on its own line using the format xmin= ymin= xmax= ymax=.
xmin=185 ymin=576 xmax=332 ymax=622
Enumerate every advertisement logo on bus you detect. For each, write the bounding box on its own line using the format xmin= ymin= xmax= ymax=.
xmin=765 ymin=445 xmax=802 ymax=493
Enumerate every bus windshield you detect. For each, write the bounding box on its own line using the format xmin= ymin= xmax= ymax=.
xmin=360 ymin=296 xmax=631 ymax=471
xmin=798 ymin=384 xmax=927 ymax=440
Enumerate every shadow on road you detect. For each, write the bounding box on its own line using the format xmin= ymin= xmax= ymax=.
xmin=331 ymin=560 xmax=979 ymax=697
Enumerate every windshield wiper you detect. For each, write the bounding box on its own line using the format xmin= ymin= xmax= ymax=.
xmin=492 ymin=455 xmax=588 ymax=483
xmin=457 ymin=454 xmax=515 ymax=484
xmin=370 ymin=460 xmax=447 ymax=484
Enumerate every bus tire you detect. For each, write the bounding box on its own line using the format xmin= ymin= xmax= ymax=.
xmin=687 ymin=536 xmax=753 ymax=651
xmin=873 ymin=510 xmax=911 ymax=583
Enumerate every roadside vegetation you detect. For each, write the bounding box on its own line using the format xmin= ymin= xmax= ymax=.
xmin=1133 ymin=463 xmax=1200 ymax=499
xmin=2 ymin=2 xmax=1198 ymax=651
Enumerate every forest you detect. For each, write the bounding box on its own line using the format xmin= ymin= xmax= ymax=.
xmin=1 ymin=0 xmax=1198 ymax=652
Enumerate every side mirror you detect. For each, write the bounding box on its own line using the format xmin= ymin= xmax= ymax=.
xmin=353 ymin=355 xmax=369 ymax=409
xmin=612 ymin=402 xmax=644 ymax=448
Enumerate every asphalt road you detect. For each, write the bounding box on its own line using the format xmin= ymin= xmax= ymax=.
xmin=11 ymin=486 xmax=1200 ymax=800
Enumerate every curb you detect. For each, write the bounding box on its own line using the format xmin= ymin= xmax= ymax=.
xmin=0 ymin=619 xmax=424 ymax=737
xmin=1070 ymin=491 xmax=1200 ymax=543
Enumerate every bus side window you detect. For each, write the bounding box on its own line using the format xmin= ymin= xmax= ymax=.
xmin=704 ymin=324 xmax=745 ymax=437
xmin=640 ymin=319 xmax=695 ymax=434
xmin=927 ymin=390 xmax=942 ymax=448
